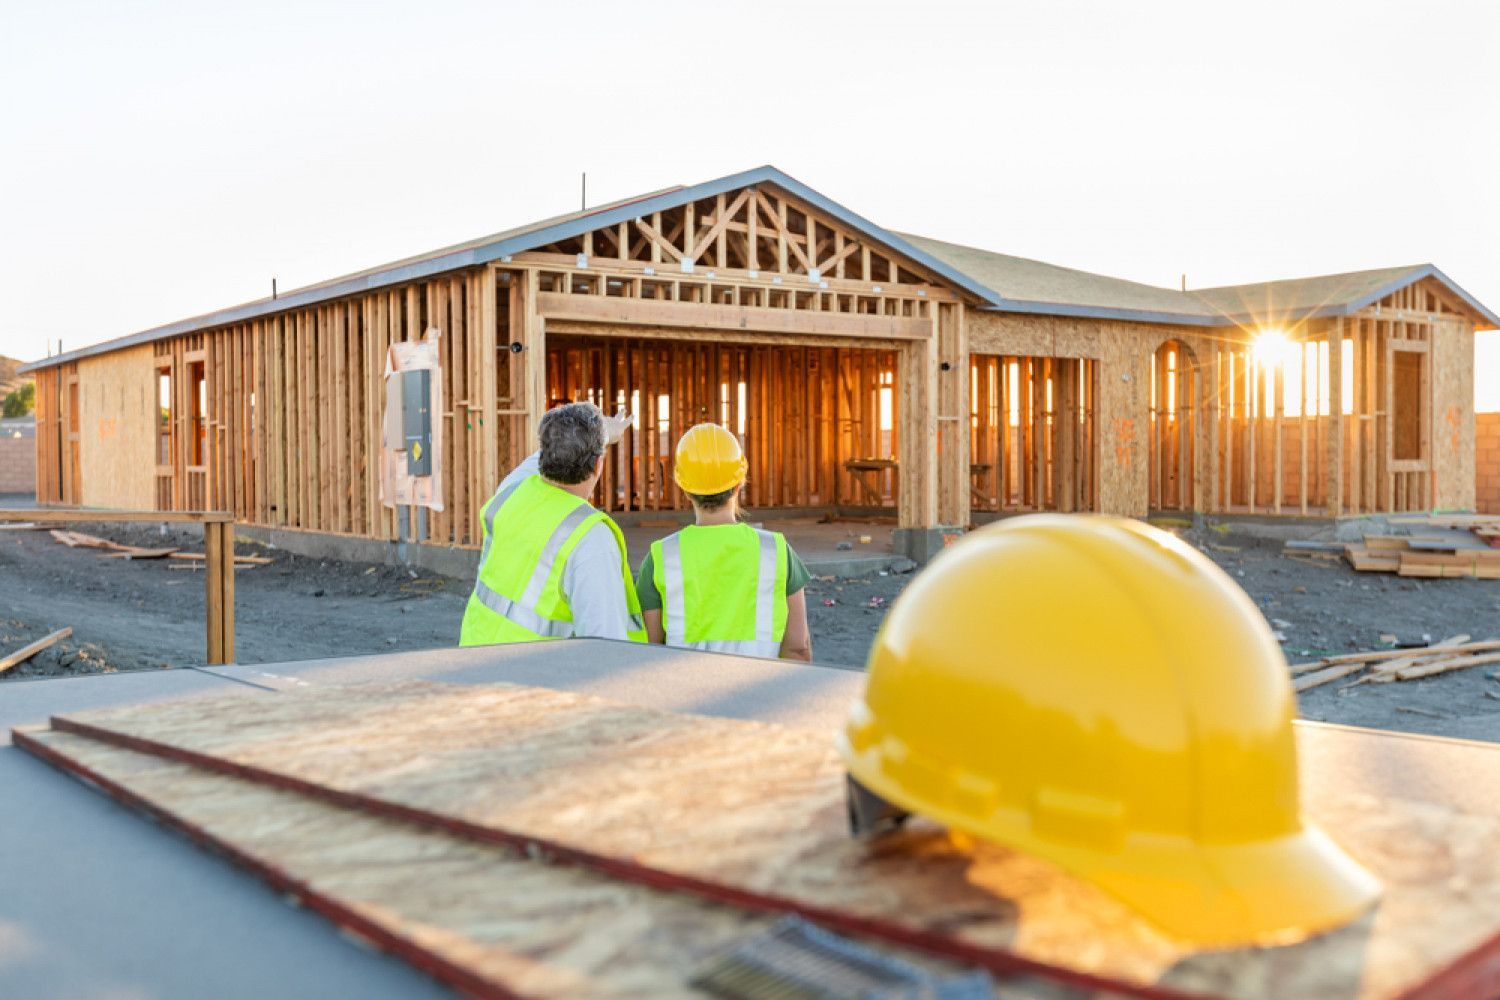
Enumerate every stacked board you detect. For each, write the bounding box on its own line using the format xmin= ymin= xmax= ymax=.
xmin=1345 ymin=529 xmax=1500 ymax=578
xmin=16 ymin=681 xmax=1500 ymax=999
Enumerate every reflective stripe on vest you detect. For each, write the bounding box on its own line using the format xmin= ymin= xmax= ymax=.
xmin=461 ymin=475 xmax=645 ymax=645
xmin=659 ymin=526 xmax=783 ymax=658
xmin=469 ymin=501 xmax=595 ymax=636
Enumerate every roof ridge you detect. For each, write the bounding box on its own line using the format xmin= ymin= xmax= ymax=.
xmin=1188 ymin=263 xmax=1430 ymax=295
xmin=895 ymin=231 xmax=1190 ymax=296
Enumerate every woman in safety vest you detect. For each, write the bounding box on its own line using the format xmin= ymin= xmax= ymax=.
xmin=636 ymin=423 xmax=813 ymax=661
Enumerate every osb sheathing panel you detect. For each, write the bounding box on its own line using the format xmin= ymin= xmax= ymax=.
xmin=77 ymin=344 xmax=156 ymax=509
xmin=967 ymin=311 xmax=1210 ymax=516
xmin=19 ymin=729 xmax=790 ymax=999
xmin=1431 ymin=319 xmax=1476 ymax=510
xmin=48 ymin=681 xmax=1500 ymax=1000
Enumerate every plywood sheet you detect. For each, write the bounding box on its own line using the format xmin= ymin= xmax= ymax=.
xmin=46 ymin=681 xmax=1500 ymax=1000
xmin=1430 ymin=318 xmax=1477 ymax=511
xmin=15 ymin=728 xmax=782 ymax=999
xmin=77 ymin=344 xmax=157 ymax=509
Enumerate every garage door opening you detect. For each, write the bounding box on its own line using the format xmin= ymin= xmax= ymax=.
xmin=546 ymin=336 xmax=900 ymax=517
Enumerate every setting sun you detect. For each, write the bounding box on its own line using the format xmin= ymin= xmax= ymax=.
xmin=1251 ymin=328 xmax=1295 ymax=366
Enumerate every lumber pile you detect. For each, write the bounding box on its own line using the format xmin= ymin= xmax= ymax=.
xmin=1291 ymin=635 xmax=1500 ymax=690
xmin=1340 ymin=515 xmax=1500 ymax=578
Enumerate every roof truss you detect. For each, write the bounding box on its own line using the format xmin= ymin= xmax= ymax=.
xmin=521 ymin=182 xmax=960 ymax=294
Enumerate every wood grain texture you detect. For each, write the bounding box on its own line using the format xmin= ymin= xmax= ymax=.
xmin=15 ymin=728 xmax=781 ymax=999
xmin=42 ymin=681 xmax=1500 ymax=1000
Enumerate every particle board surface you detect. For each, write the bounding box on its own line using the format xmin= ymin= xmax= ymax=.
xmin=16 ymin=728 xmax=773 ymax=1000
xmin=18 ymin=725 xmax=1099 ymax=1000
xmin=45 ymin=681 xmax=1500 ymax=1000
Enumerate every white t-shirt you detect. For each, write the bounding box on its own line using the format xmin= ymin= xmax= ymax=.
xmin=490 ymin=453 xmax=634 ymax=641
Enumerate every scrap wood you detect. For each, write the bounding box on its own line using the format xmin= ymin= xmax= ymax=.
xmin=0 ymin=627 xmax=73 ymax=675
xmin=168 ymin=552 xmax=272 ymax=565
xmin=1362 ymin=642 xmax=1500 ymax=686
xmin=1289 ymin=635 xmax=1482 ymax=672
xmin=49 ymin=529 xmax=139 ymax=552
xmin=98 ymin=547 xmax=179 ymax=560
xmin=1293 ymin=662 xmax=1366 ymax=692
xmin=58 ymin=530 xmax=117 ymax=549
xmin=1393 ymin=650 xmax=1500 ymax=682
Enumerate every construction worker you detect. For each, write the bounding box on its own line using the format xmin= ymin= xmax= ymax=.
xmin=459 ymin=401 xmax=646 ymax=646
xmin=636 ymin=423 xmax=813 ymax=661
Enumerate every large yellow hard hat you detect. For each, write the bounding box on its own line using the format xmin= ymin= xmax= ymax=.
xmin=838 ymin=515 xmax=1379 ymax=947
xmin=673 ymin=423 xmax=748 ymax=496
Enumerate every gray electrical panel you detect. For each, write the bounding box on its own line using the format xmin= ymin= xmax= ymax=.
xmin=400 ymin=369 xmax=433 ymax=477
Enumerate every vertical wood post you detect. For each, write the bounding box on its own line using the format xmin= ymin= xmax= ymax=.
xmin=935 ymin=302 xmax=969 ymax=527
xmin=478 ymin=266 xmax=499 ymax=496
xmin=1326 ymin=318 xmax=1344 ymax=516
xmin=204 ymin=518 xmax=224 ymax=664
xmin=897 ymin=335 xmax=937 ymax=530
xmin=220 ymin=520 xmax=235 ymax=663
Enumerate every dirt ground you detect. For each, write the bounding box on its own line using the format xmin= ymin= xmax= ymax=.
xmin=1 ymin=518 xmax=1497 ymax=743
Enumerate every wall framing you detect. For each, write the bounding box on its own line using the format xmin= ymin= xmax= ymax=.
xmin=27 ymin=177 xmax=1489 ymax=558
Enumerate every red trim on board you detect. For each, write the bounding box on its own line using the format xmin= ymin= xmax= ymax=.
xmin=12 ymin=727 xmax=518 ymax=1000
xmin=39 ymin=716 xmax=1210 ymax=1000
xmin=1390 ymin=927 xmax=1500 ymax=1000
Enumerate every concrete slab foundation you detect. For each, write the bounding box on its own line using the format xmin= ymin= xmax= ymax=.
xmin=240 ymin=516 xmax=907 ymax=582
xmin=892 ymin=525 xmax=965 ymax=564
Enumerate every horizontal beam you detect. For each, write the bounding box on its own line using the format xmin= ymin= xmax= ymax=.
xmin=512 ymin=253 xmax=958 ymax=301
xmin=0 ymin=508 xmax=235 ymax=524
xmin=538 ymin=293 xmax=931 ymax=341
xmin=542 ymin=321 xmax=908 ymax=351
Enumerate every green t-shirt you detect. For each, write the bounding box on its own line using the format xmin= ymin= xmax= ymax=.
xmin=636 ymin=531 xmax=810 ymax=612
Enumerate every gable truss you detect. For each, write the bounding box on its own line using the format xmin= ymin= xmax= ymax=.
xmin=518 ymin=185 xmax=957 ymax=295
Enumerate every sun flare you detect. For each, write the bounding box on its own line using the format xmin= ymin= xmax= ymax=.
xmin=1252 ymin=328 xmax=1294 ymax=366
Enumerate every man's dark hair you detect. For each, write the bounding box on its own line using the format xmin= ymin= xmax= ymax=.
xmin=538 ymin=402 xmax=606 ymax=484
xmin=688 ymin=485 xmax=739 ymax=512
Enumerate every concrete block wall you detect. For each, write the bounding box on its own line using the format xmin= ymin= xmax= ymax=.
xmin=0 ymin=436 xmax=36 ymax=493
xmin=1478 ymin=412 xmax=1500 ymax=514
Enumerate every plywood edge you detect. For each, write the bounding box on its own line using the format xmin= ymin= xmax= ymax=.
xmin=11 ymin=726 xmax=518 ymax=999
xmin=42 ymin=713 xmax=1205 ymax=1000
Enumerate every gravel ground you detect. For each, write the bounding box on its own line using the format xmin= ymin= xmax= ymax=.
xmin=2 ymin=518 xmax=1497 ymax=742
xmin=802 ymin=521 xmax=1500 ymax=743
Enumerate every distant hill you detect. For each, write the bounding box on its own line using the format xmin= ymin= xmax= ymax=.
xmin=0 ymin=355 xmax=29 ymax=401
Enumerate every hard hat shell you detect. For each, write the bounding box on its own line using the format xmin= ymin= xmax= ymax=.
xmin=673 ymin=423 xmax=748 ymax=496
xmin=838 ymin=515 xmax=1379 ymax=947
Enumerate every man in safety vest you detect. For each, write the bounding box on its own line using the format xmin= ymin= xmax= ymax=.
xmin=636 ymin=423 xmax=813 ymax=661
xmin=459 ymin=402 xmax=646 ymax=645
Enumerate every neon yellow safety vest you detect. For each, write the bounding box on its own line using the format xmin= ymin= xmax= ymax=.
xmin=459 ymin=475 xmax=645 ymax=645
xmin=650 ymin=523 xmax=789 ymax=658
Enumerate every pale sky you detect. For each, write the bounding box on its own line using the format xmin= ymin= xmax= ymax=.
xmin=2 ymin=0 xmax=1496 ymax=407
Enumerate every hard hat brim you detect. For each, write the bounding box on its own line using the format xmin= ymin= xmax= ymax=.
xmin=839 ymin=728 xmax=1380 ymax=948
xmin=673 ymin=457 xmax=748 ymax=497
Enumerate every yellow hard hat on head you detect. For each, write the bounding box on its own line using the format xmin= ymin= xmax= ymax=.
xmin=838 ymin=515 xmax=1380 ymax=947
xmin=673 ymin=423 xmax=748 ymax=496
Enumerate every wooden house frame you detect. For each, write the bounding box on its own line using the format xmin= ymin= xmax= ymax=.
xmin=23 ymin=166 xmax=1496 ymax=560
